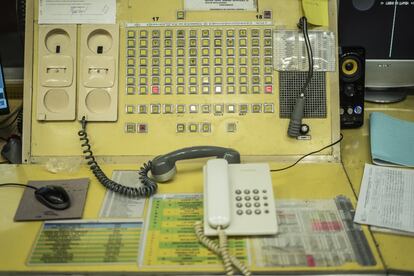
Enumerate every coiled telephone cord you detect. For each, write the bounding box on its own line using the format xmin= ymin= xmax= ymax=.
xmin=78 ymin=117 xmax=157 ymax=198
xmin=194 ymin=221 xmax=251 ymax=276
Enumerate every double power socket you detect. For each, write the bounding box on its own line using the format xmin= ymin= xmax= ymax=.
xmin=37 ymin=24 xmax=119 ymax=122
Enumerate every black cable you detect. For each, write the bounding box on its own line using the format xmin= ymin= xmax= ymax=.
xmin=78 ymin=117 xmax=158 ymax=198
xmin=0 ymin=113 xmax=19 ymax=130
xmin=0 ymin=183 xmax=38 ymax=190
xmin=270 ymin=134 xmax=343 ymax=172
xmin=298 ymin=16 xmax=314 ymax=97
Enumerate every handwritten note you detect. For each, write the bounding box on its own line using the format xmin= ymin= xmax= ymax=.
xmin=39 ymin=0 xmax=116 ymax=24
xmin=302 ymin=0 xmax=329 ymax=26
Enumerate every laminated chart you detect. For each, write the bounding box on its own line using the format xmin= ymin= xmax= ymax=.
xmin=141 ymin=194 xmax=247 ymax=267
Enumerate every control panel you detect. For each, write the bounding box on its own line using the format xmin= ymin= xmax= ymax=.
xmin=23 ymin=0 xmax=340 ymax=162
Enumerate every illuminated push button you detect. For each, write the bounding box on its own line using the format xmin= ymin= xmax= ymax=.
xmin=177 ymin=58 xmax=185 ymax=66
xmin=139 ymin=30 xmax=148 ymax=38
xmin=177 ymin=67 xmax=185 ymax=75
xmin=152 ymin=77 xmax=160 ymax=85
xmin=214 ymin=104 xmax=224 ymax=114
xmin=127 ymin=39 xmax=135 ymax=48
xmin=227 ymin=104 xmax=236 ymax=113
xmin=127 ymin=68 xmax=135 ymax=76
xmin=127 ymin=30 xmax=135 ymax=38
xmin=152 ymin=39 xmax=160 ymax=47
xmin=127 ymin=49 xmax=135 ymax=57
xmin=202 ymin=39 xmax=210 ymax=47
xmin=138 ymin=105 xmax=147 ymax=114
xmin=227 ymin=48 xmax=235 ymax=56
xmin=252 ymin=75 xmax=260 ymax=84
xmin=139 ymin=77 xmax=147 ymax=85
xmin=151 ymin=85 xmax=160 ymax=94
xmin=189 ymin=123 xmax=198 ymax=132
xmin=252 ymin=67 xmax=260 ymax=75
xmin=165 ymin=67 xmax=172 ymax=75
xmin=177 ymin=30 xmax=185 ymax=38
xmin=215 ymin=67 xmax=223 ymax=75
xmin=189 ymin=104 xmax=198 ymax=113
xmin=240 ymin=76 xmax=248 ymax=84
xmin=165 ymin=30 xmax=173 ymax=38
xmin=165 ymin=49 xmax=172 ymax=57
xmin=252 ymin=48 xmax=260 ymax=56
xmin=202 ymin=86 xmax=210 ymax=94
xmin=214 ymin=58 xmax=222 ymax=66
xmin=126 ymin=86 xmax=135 ymax=95
xmin=265 ymin=85 xmax=273 ymax=94
xmin=177 ymin=10 xmax=185 ymax=20
xmin=138 ymin=124 xmax=148 ymax=133
xmin=139 ymin=49 xmax=147 ymax=57
xmin=139 ymin=86 xmax=147 ymax=95
xmin=127 ymin=77 xmax=135 ymax=85
xmin=189 ymin=48 xmax=197 ymax=56
xmin=264 ymin=57 xmax=273 ymax=65
xmin=202 ymin=67 xmax=209 ymax=75
xmin=214 ymin=48 xmax=222 ymax=56
xmin=215 ymin=86 xmax=222 ymax=94
xmin=164 ymin=86 xmax=172 ymax=95
xmin=252 ymin=104 xmax=262 ymax=113
xmin=202 ymin=30 xmax=209 ymax=37
xmin=151 ymin=29 xmax=159 ymax=37
xmin=347 ymin=107 xmax=353 ymax=115
xmin=263 ymin=103 xmax=274 ymax=113
xmin=189 ymin=58 xmax=197 ymax=66
xmin=214 ymin=39 xmax=222 ymax=47
xmin=189 ymin=86 xmax=198 ymax=94
xmin=139 ymin=40 xmax=147 ymax=48
xmin=201 ymin=104 xmax=211 ymax=113
xmin=177 ymin=86 xmax=185 ymax=94
xmin=264 ymin=38 xmax=272 ymax=47
xmin=214 ymin=76 xmax=223 ymax=85
xmin=240 ymin=67 xmax=247 ymax=75
xmin=202 ymin=48 xmax=209 ymax=56
xmin=264 ymin=66 xmax=273 ymax=75
xmin=252 ymin=39 xmax=260 ymax=47
xmin=190 ymin=30 xmax=197 ymax=37
xmin=164 ymin=77 xmax=172 ymax=85
xmin=177 ymin=77 xmax=185 ymax=85
xmin=240 ymin=57 xmax=247 ymax=65
xmin=177 ymin=48 xmax=185 ymax=56
xmin=264 ymin=48 xmax=272 ymax=56
xmin=252 ymin=86 xmax=260 ymax=94
xmin=127 ymin=58 xmax=135 ymax=66
xmin=252 ymin=57 xmax=260 ymax=65
xmin=163 ymin=104 xmax=173 ymax=114
xmin=239 ymin=39 xmax=247 ymax=48
xmin=264 ymin=29 xmax=272 ymax=37
xmin=152 ymin=49 xmax=160 ymax=57
xmin=125 ymin=123 xmax=136 ymax=133
xmin=227 ymin=57 xmax=235 ymax=65
xmin=189 ymin=67 xmax=197 ymax=75
xmin=251 ymin=29 xmax=260 ymax=37
xmin=227 ymin=67 xmax=235 ymax=75
xmin=227 ymin=29 xmax=235 ymax=37
xmin=126 ymin=105 xmax=135 ymax=114
xmin=139 ymin=58 xmax=147 ymax=66
xmin=152 ymin=67 xmax=159 ymax=76
xmin=265 ymin=76 xmax=273 ymax=84
xmin=202 ymin=58 xmax=210 ymax=66
xmin=239 ymin=104 xmax=248 ymax=114
xmin=227 ymin=76 xmax=235 ymax=84
xmin=239 ymin=48 xmax=247 ymax=56
xmin=201 ymin=123 xmax=211 ymax=133
xmin=214 ymin=30 xmax=222 ymax=37
xmin=176 ymin=104 xmax=186 ymax=113
xmin=150 ymin=104 xmax=161 ymax=114
xmin=226 ymin=39 xmax=235 ymax=47
xmin=240 ymin=86 xmax=248 ymax=94
xmin=239 ymin=29 xmax=247 ymax=37
xmin=202 ymin=77 xmax=210 ymax=84
xmin=176 ymin=124 xmax=185 ymax=133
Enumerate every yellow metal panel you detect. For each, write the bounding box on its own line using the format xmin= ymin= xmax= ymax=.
xmin=26 ymin=0 xmax=340 ymax=161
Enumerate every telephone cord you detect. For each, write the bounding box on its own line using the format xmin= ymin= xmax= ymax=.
xmin=78 ymin=117 xmax=158 ymax=198
xmin=193 ymin=221 xmax=251 ymax=276
xmin=218 ymin=227 xmax=234 ymax=276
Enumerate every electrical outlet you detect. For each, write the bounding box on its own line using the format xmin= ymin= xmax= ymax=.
xmin=78 ymin=25 xmax=119 ymax=122
xmin=37 ymin=26 xmax=77 ymax=121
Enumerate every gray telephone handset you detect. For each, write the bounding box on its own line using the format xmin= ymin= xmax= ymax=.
xmin=203 ymin=159 xmax=278 ymax=236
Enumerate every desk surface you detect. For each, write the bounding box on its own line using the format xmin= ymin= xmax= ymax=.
xmin=0 ymin=162 xmax=384 ymax=274
xmin=341 ymin=95 xmax=414 ymax=274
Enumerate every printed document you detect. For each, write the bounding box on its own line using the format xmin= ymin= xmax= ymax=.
xmin=354 ymin=164 xmax=414 ymax=233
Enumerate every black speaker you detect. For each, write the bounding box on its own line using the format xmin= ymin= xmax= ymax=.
xmin=339 ymin=47 xmax=365 ymax=128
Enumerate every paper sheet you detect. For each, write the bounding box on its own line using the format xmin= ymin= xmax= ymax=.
xmin=39 ymin=0 xmax=116 ymax=24
xmin=302 ymin=0 xmax=329 ymax=26
xmin=184 ymin=0 xmax=257 ymax=11
xmin=354 ymin=164 xmax=414 ymax=233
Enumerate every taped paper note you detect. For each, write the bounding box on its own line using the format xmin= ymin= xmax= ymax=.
xmin=39 ymin=0 xmax=116 ymax=24
xmin=302 ymin=0 xmax=329 ymax=26
xmin=184 ymin=0 xmax=257 ymax=11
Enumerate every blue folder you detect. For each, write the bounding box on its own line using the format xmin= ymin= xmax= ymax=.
xmin=370 ymin=112 xmax=414 ymax=167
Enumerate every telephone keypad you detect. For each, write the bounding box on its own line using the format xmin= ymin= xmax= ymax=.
xmin=234 ymin=188 xmax=272 ymax=216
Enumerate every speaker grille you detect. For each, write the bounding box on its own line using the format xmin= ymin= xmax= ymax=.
xmin=279 ymin=71 xmax=327 ymax=118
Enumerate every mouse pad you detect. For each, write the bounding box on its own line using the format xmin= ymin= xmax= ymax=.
xmin=14 ymin=178 xmax=89 ymax=221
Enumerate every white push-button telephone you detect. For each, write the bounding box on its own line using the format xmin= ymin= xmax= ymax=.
xmin=203 ymin=159 xmax=278 ymax=236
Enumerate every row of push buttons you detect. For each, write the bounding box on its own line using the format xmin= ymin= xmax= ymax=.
xmin=176 ymin=122 xmax=238 ymax=133
xmin=125 ymin=103 xmax=274 ymax=114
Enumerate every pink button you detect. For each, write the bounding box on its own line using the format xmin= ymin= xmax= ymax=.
xmin=265 ymin=85 xmax=273 ymax=93
xmin=152 ymin=86 xmax=160 ymax=94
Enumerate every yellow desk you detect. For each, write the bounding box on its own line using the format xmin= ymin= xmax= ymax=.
xmin=0 ymin=162 xmax=384 ymax=274
xmin=341 ymin=95 xmax=414 ymax=274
